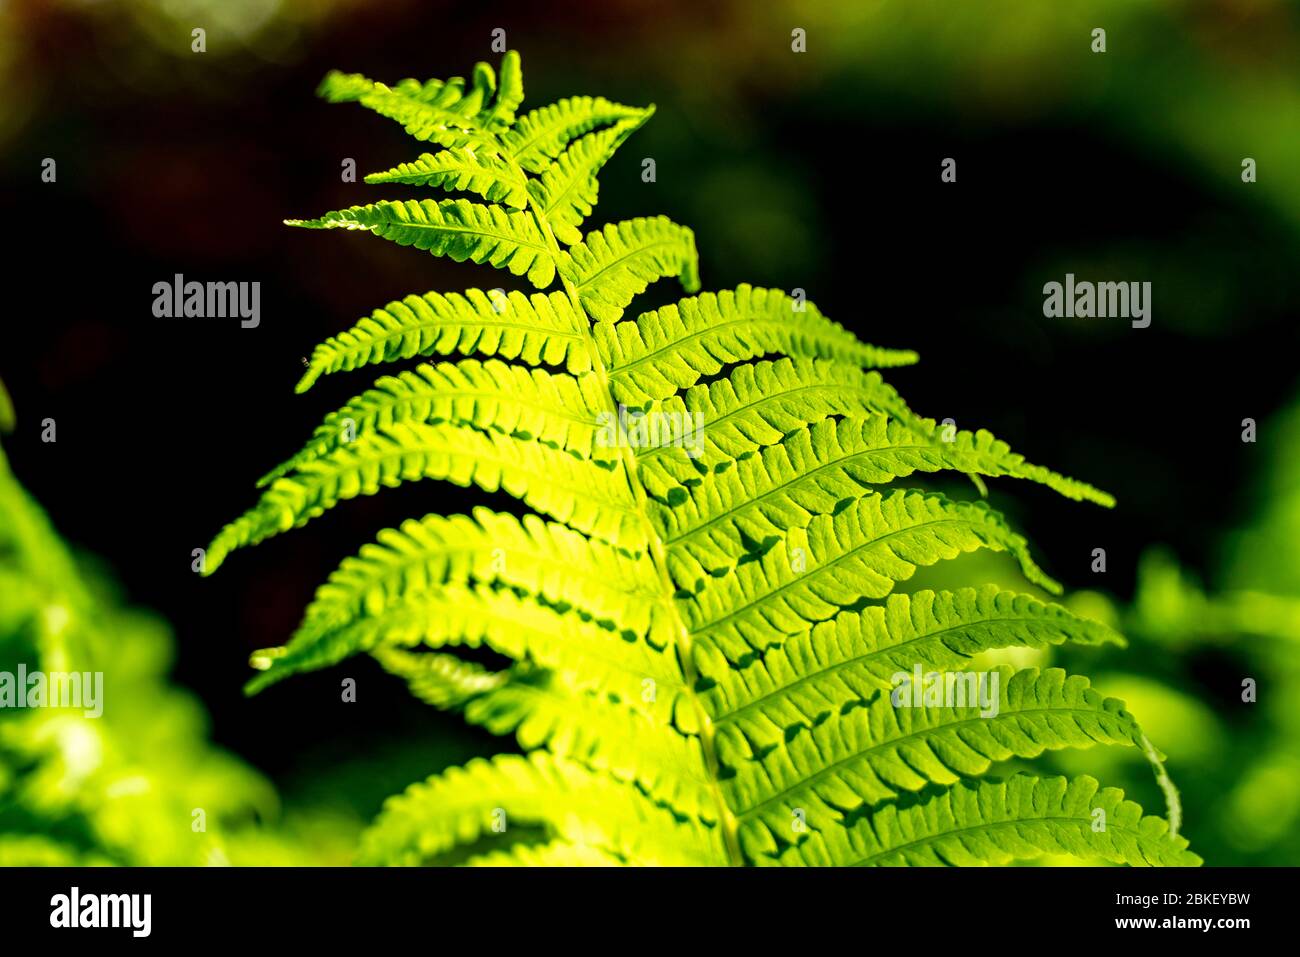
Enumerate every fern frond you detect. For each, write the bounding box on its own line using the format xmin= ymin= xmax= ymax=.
xmin=676 ymin=490 xmax=1059 ymax=662
xmin=262 ymin=359 xmax=609 ymax=485
xmin=205 ymin=423 xmax=647 ymax=574
xmin=357 ymin=753 xmax=724 ymax=866
xmin=481 ymin=50 xmax=525 ymax=128
xmin=287 ymin=199 xmax=558 ymax=287
xmin=283 ymin=507 xmax=666 ymax=650
xmin=364 ymin=150 xmax=530 ymax=208
xmin=208 ymin=51 xmax=1194 ymax=868
xmin=320 ymin=52 xmax=523 ymax=143
xmin=905 ymin=416 xmax=1116 ymax=507
xmin=770 ymin=774 xmax=1200 ymax=866
xmin=528 ymin=117 xmax=651 ymax=244
xmin=652 ymin=414 xmax=1110 ymax=547
xmin=724 ymin=666 xmax=1142 ymax=829
xmin=374 ymin=647 xmax=507 ymax=709
xmin=597 ymin=285 xmax=917 ymax=401
xmin=696 ymin=587 xmax=1124 ymax=727
xmin=295 ymin=289 xmax=589 ymax=393
xmin=377 ymin=652 xmax=714 ymax=819
xmin=559 ymin=217 xmax=700 ymax=322
xmin=632 ymin=360 xmax=915 ymax=500
xmin=318 ymin=73 xmax=498 ymax=153
xmin=501 ymin=97 xmax=652 ymax=173
xmin=248 ymin=582 xmax=683 ymax=704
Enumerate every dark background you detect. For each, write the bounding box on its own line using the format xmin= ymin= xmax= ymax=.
xmin=1 ymin=0 xmax=1296 ymax=808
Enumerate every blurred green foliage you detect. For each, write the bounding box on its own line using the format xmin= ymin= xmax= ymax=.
xmin=0 ymin=383 xmax=357 ymax=865
xmin=1053 ymin=401 xmax=1300 ymax=865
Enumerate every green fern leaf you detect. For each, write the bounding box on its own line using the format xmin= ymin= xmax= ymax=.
xmin=374 ymin=647 xmax=508 ymax=709
xmin=357 ymin=752 xmax=724 ymax=866
xmin=208 ymin=51 xmax=1194 ymax=868
xmin=318 ymin=72 xmax=498 ymax=153
xmin=376 ymin=650 xmax=713 ymax=818
xmin=502 ymin=97 xmax=652 ymax=173
xmin=674 ymin=490 xmax=1060 ymax=663
xmin=697 ymin=587 xmax=1124 ymax=729
xmin=559 ymin=216 xmax=701 ymax=322
xmin=596 ymin=285 xmax=918 ymax=402
xmin=651 ymin=414 xmax=1111 ymax=547
xmin=287 ymin=199 xmax=558 ymax=287
xmin=775 ymin=774 xmax=1200 ymax=866
xmin=528 ymin=116 xmax=652 ymax=244
xmin=724 ymin=666 xmax=1143 ymax=839
xmin=295 ymin=289 xmax=589 ymax=393
xmin=631 ymin=359 xmax=916 ymax=498
xmin=364 ymin=149 xmax=530 ymax=208
xmin=262 ymin=359 xmax=609 ymax=485
xmin=279 ymin=507 xmax=667 ymax=654
xmin=481 ymin=50 xmax=524 ymax=128
xmin=206 ymin=423 xmax=648 ymax=574
xmin=247 ymin=581 xmax=683 ymax=705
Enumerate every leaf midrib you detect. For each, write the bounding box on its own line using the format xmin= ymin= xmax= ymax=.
xmin=513 ymin=157 xmax=747 ymax=867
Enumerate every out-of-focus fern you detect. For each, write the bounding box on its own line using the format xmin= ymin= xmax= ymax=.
xmin=0 ymin=379 xmax=13 ymax=434
xmin=207 ymin=53 xmax=1197 ymax=866
xmin=1058 ymin=398 xmax=1300 ymax=865
xmin=0 ymin=379 xmax=331 ymax=865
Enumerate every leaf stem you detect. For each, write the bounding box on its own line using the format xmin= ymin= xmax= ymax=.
xmin=512 ymin=157 xmax=745 ymax=866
